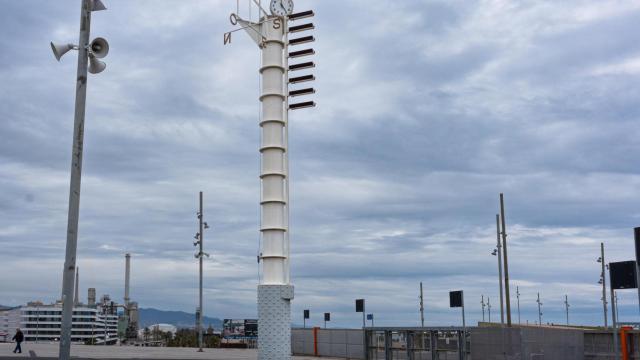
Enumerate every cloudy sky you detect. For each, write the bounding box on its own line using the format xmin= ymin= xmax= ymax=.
xmin=2 ymin=0 xmax=640 ymax=329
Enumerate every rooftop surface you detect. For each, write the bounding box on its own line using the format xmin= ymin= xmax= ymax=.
xmin=0 ymin=343 xmax=340 ymax=360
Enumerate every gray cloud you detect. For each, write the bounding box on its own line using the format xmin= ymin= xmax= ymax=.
xmin=1 ymin=0 xmax=640 ymax=328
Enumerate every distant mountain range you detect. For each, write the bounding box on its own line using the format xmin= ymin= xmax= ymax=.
xmin=138 ymin=308 xmax=223 ymax=330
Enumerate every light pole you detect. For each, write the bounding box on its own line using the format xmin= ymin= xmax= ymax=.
xmin=494 ymin=214 xmax=505 ymax=325
xmin=536 ymin=293 xmax=543 ymax=326
xmin=499 ymin=193 xmax=512 ymax=327
xmin=50 ymin=1 xmax=109 ymax=359
xmin=597 ymin=243 xmax=608 ymax=327
xmin=487 ymin=297 xmax=491 ymax=323
xmin=516 ymin=286 xmax=521 ymax=325
xmin=193 ymin=191 xmax=210 ymax=352
xmin=481 ymin=295 xmax=486 ymax=322
xmin=419 ymin=282 xmax=425 ymax=327
xmin=564 ymin=295 xmax=569 ymax=326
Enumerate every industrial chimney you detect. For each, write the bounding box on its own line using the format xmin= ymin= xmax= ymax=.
xmin=124 ymin=253 xmax=131 ymax=307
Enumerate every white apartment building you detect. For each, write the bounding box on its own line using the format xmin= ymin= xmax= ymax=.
xmin=3 ymin=303 xmax=118 ymax=344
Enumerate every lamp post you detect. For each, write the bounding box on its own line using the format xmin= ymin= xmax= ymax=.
xmin=481 ymin=295 xmax=486 ymax=322
xmin=419 ymin=282 xmax=425 ymax=327
xmin=536 ymin=293 xmax=543 ymax=326
xmin=597 ymin=243 xmax=608 ymax=327
xmin=564 ymin=295 xmax=569 ymax=326
xmin=499 ymin=194 xmax=512 ymax=327
xmin=51 ymin=1 xmax=109 ymax=359
xmin=516 ymin=286 xmax=521 ymax=325
xmin=193 ymin=191 xmax=210 ymax=352
xmin=494 ymin=214 xmax=505 ymax=325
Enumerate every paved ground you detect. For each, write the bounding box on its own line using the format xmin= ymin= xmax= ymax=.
xmin=0 ymin=343 xmax=340 ymax=359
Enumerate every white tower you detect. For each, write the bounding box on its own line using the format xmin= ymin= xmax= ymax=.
xmin=226 ymin=2 xmax=315 ymax=359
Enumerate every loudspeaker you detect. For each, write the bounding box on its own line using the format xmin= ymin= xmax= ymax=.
xmin=50 ymin=42 xmax=75 ymax=61
xmin=90 ymin=0 xmax=107 ymax=11
xmin=450 ymin=290 xmax=463 ymax=308
xmin=89 ymin=55 xmax=106 ymax=74
xmin=89 ymin=37 xmax=109 ymax=58
xmin=355 ymin=299 xmax=364 ymax=313
xmin=324 ymin=313 xmax=330 ymax=321
xmin=303 ymin=309 xmax=309 ymax=319
xmin=609 ymin=260 xmax=638 ymax=290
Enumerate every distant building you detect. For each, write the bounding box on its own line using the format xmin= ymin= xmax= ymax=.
xmin=138 ymin=323 xmax=177 ymax=341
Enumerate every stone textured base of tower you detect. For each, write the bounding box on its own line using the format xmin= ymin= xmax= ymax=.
xmin=258 ymin=284 xmax=294 ymax=360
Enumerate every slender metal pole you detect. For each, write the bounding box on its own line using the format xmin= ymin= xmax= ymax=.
xmin=198 ymin=191 xmax=204 ymax=352
xmin=635 ymin=228 xmax=640 ymax=317
xmin=461 ymin=292 xmax=466 ymax=360
xmin=362 ymin=302 xmax=366 ymax=328
xmin=600 ymin=243 xmax=608 ymax=328
xmin=420 ymin=282 xmax=425 ymax=327
xmin=611 ymin=287 xmax=619 ymax=359
xmin=536 ymin=292 xmax=542 ymax=326
xmin=487 ymin=297 xmax=491 ymax=323
xmin=516 ymin=286 xmax=521 ymax=325
xmin=615 ymin=293 xmax=619 ymax=323
xmin=59 ymin=1 xmax=91 ymax=358
xmin=564 ymin=295 xmax=570 ymax=326
xmin=496 ymin=214 xmax=505 ymax=326
xmin=481 ymin=295 xmax=485 ymax=322
xmin=499 ymin=193 xmax=512 ymax=326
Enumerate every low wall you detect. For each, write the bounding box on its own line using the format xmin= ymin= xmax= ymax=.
xmin=292 ymin=328 xmax=364 ymax=359
xmin=584 ymin=330 xmax=639 ymax=360
xmin=471 ymin=326 xmax=584 ymax=360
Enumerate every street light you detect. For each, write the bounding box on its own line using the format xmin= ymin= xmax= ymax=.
xmin=52 ymin=1 xmax=108 ymax=359
xmin=193 ymin=192 xmax=210 ymax=352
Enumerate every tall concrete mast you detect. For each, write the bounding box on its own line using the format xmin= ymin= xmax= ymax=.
xmin=227 ymin=3 xmax=316 ymax=358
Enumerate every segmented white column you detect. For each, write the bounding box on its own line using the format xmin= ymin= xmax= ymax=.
xmin=260 ymin=19 xmax=288 ymax=285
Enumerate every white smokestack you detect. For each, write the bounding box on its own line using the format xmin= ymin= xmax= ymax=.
xmin=124 ymin=253 xmax=131 ymax=306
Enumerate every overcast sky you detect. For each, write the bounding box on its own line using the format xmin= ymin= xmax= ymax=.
xmin=1 ymin=0 xmax=640 ymax=329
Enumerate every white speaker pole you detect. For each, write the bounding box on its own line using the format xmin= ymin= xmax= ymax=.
xmin=55 ymin=0 xmax=107 ymax=358
xmin=59 ymin=1 xmax=92 ymax=358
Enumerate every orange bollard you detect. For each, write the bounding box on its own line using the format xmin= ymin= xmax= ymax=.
xmin=620 ymin=326 xmax=633 ymax=360
xmin=313 ymin=326 xmax=319 ymax=356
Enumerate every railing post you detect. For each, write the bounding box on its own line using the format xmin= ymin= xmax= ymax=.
xmin=406 ymin=330 xmax=414 ymax=360
xmin=458 ymin=330 xmax=464 ymax=360
xmin=431 ymin=331 xmax=438 ymax=360
xmin=385 ymin=331 xmax=392 ymax=360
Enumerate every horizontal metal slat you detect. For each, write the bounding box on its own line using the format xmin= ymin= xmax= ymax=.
xmin=288 ymin=10 xmax=314 ymax=21
xmin=289 ymin=101 xmax=316 ymax=110
xmin=289 ymin=61 xmax=315 ymax=71
xmin=288 ymin=48 xmax=315 ymax=58
xmin=289 ymin=23 xmax=315 ymax=33
xmin=289 ymin=88 xmax=315 ymax=97
xmin=289 ymin=36 xmax=315 ymax=46
xmin=289 ymin=74 xmax=315 ymax=84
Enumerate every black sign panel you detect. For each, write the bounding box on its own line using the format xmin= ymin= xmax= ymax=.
xmin=324 ymin=312 xmax=330 ymax=321
xmin=449 ymin=290 xmax=463 ymax=308
xmin=303 ymin=309 xmax=310 ymax=319
xmin=610 ymin=261 xmax=638 ymax=290
xmin=355 ymin=299 xmax=365 ymax=312
xmin=244 ymin=319 xmax=258 ymax=337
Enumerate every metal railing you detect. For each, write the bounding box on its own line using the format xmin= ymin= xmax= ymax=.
xmin=364 ymin=327 xmax=469 ymax=360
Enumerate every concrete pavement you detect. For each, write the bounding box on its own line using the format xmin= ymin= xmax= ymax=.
xmin=0 ymin=343 xmax=339 ymax=359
